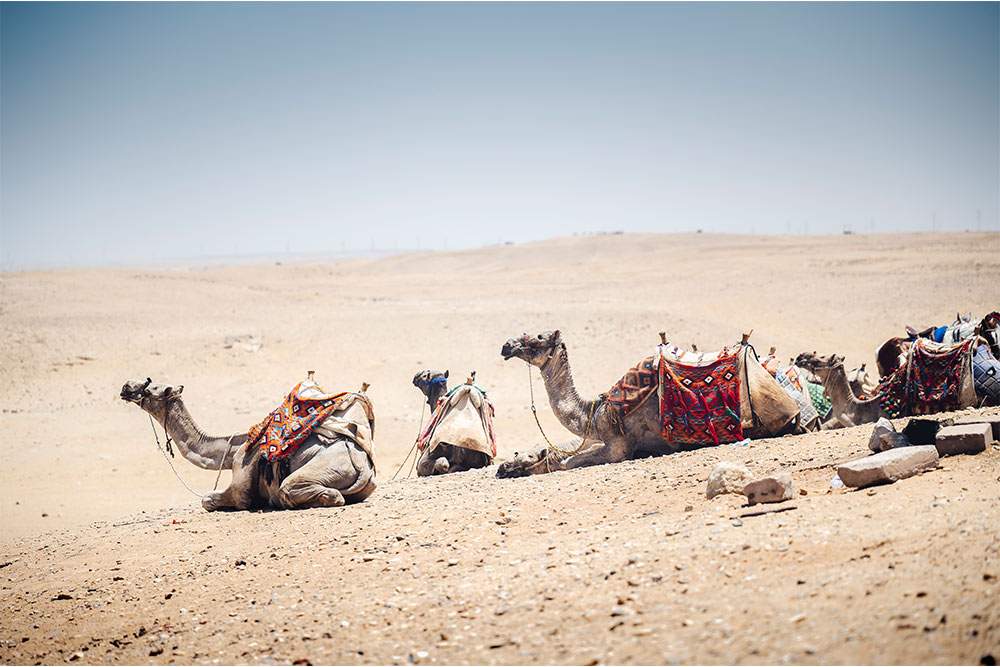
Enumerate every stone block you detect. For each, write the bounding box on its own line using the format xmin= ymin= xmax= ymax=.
xmin=935 ymin=423 xmax=992 ymax=456
xmin=878 ymin=432 xmax=910 ymax=451
xmin=706 ymin=462 xmax=753 ymax=499
xmin=837 ymin=445 xmax=939 ymax=489
xmin=868 ymin=417 xmax=896 ymax=452
xmin=903 ymin=417 xmax=950 ymax=446
xmin=953 ymin=414 xmax=1000 ymax=441
xmin=743 ymin=473 xmax=794 ymax=505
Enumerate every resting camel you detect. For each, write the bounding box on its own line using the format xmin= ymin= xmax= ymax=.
xmin=497 ymin=330 xmax=800 ymax=476
xmin=121 ymin=378 xmax=376 ymax=511
xmin=794 ymin=353 xmax=880 ymax=428
xmin=412 ymin=370 xmax=495 ymax=475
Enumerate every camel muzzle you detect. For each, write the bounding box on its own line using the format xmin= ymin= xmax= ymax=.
xmin=500 ymin=341 xmax=517 ymax=360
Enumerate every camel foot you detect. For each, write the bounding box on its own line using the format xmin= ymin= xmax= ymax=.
xmin=433 ymin=456 xmax=450 ymax=475
xmin=278 ymin=485 xmax=346 ymax=510
xmin=201 ymin=491 xmax=226 ymax=512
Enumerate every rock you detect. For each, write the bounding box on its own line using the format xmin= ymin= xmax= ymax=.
xmin=903 ymin=417 xmax=951 ymax=446
xmin=837 ymin=445 xmax=939 ymax=488
xmin=953 ymin=414 xmax=1000 ymax=441
xmin=868 ymin=418 xmax=896 ymax=452
xmin=743 ymin=473 xmax=794 ymax=505
xmin=706 ymin=462 xmax=753 ymax=499
xmin=935 ymin=423 xmax=992 ymax=456
xmin=878 ymin=432 xmax=911 ymax=451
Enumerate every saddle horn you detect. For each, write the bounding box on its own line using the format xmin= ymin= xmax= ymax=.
xmin=658 ymin=331 xmax=667 ymax=345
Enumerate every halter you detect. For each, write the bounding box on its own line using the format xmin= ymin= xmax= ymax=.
xmin=140 ymin=388 xmax=238 ymax=498
xmin=416 ymin=375 xmax=448 ymax=388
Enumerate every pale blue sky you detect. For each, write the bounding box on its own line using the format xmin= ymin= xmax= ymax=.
xmin=2 ymin=2 xmax=998 ymax=270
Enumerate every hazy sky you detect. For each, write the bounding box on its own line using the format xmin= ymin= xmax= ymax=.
xmin=2 ymin=2 xmax=998 ymax=270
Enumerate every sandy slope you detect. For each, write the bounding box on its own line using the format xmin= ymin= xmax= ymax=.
xmin=1 ymin=232 xmax=999 ymax=665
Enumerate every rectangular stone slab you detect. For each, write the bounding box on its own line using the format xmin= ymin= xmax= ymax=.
xmin=953 ymin=414 xmax=1000 ymax=441
xmin=837 ymin=445 xmax=939 ymax=489
xmin=935 ymin=423 xmax=993 ymax=456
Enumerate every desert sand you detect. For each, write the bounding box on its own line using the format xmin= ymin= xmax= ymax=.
xmin=1 ymin=231 xmax=998 ymax=665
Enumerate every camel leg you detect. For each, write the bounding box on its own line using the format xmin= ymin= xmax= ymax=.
xmin=202 ymin=446 xmax=257 ymax=512
xmin=277 ymin=442 xmax=360 ymax=510
xmin=561 ymin=435 xmax=631 ymax=470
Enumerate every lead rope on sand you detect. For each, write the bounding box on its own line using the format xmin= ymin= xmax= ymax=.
xmin=148 ymin=414 xmax=237 ymax=498
xmin=527 ymin=363 xmax=596 ymax=469
xmin=392 ymin=401 xmax=426 ymax=481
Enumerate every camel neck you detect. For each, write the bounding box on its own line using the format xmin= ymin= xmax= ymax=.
xmin=820 ymin=364 xmax=872 ymax=410
xmin=426 ymin=383 xmax=447 ymax=410
xmin=152 ymin=398 xmax=246 ymax=470
xmin=538 ymin=344 xmax=603 ymax=437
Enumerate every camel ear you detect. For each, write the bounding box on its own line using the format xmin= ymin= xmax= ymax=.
xmin=168 ymin=385 xmax=184 ymax=396
xmin=444 ymin=370 xmax=449 ymax=379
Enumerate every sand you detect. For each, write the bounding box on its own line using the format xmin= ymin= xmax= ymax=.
xmin=1 ymin=232 xmax=998 ymax=665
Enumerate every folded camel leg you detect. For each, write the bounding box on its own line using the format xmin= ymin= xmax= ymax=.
xmin=276 ymin=441 xmax=369 ymax=509
xmin=202 ymin=446 xmax=258 ymax=511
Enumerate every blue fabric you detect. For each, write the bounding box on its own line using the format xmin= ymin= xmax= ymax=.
xmin=933 ymin=325 xmax=948 ymax=343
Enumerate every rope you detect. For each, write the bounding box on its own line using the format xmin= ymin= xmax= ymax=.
xmin=526 ymin=363 xmax=597 ymax=459
xmin=148 ymin=414 xmax=237 ymax=498
xmin=392 ymin=401 xmax=426 ymax=481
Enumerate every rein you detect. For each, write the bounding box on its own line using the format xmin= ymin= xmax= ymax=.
xmin=392 ymin=400 xmax=427 ymax=481
xmin=145 ymin=400 xmax=238 ymax=498
xmin=526 ymin=359 xmax=598 ymax=461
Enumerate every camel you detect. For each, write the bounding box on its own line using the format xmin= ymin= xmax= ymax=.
xmin=794 ymin=353 xmax=881 ymax=428
xmin=798 ymin=343 xmax=981 ymax=427
xmin=496 ymin=330 xmax=801 ymax=477
xmin=121 ymin=377 xmax=376 ymax=511
xmin=412 ymin=371 xmax=495 ymax=476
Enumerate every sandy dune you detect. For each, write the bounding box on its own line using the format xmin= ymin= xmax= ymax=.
xmin=1 ymin=232 xmax=998 ymax=665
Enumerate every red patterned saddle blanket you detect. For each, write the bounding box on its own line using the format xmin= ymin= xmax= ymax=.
xmin=876 ymin=337 xmax=976 ymax=417
xmin=659 ymin=351 xmax=743 ymax=446
xmin=605 ymin=347 xmax=744 ymax=446
xmin=248 ymin=381 xmax=349 ymax=461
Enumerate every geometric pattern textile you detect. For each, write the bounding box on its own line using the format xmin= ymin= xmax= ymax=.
xmin=806 ymin=381 xmax=832 ymax=418
xmin=774 ymin=367 xmax=819 ymax=425
xmin=247 ymin=381 xmax=349 ymax=461
xmin=606 ymin=355 xmax=659 ymax=420
xmin=909 ymin=337 xmax=976 ymax=415
xmin=658 ymin=351 xmax=742 ymax=446
xmin=973 ymin=343 xmax=1000 ymax=403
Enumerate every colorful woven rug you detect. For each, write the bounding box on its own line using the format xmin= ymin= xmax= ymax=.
xmin=805 ymin=381 xmax=832 ymax=418
xmin=909 ymin=337 xmax=976 ymax=414
xmin=247 ymin=381 xmax=349 ymax=461
xmin=606 ymin=355 xmax=659 ymax=420
xmin=658 ymin=351 xmax=742 ymax=446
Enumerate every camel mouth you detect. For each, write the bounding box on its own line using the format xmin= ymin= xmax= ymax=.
xmin=500 ymin=340 xmax=519 ymax=360
xmin=120 ymin=378 xmax=153 ymax=403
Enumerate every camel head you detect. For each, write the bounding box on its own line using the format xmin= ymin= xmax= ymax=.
xmin=496 ymin=444 xmax=562 ymax=478
xmin=412 ymin=369 xmax=449 ymax=408
xmin=120 ymin=378 xmax=184 ymax=416
xmin=500 ymin=330 xmax=564 ymax=368
xmin=793 ymin=351 xmax=825 ymax=371
xmin=800 ymin=354 xmax=844 ymax=383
